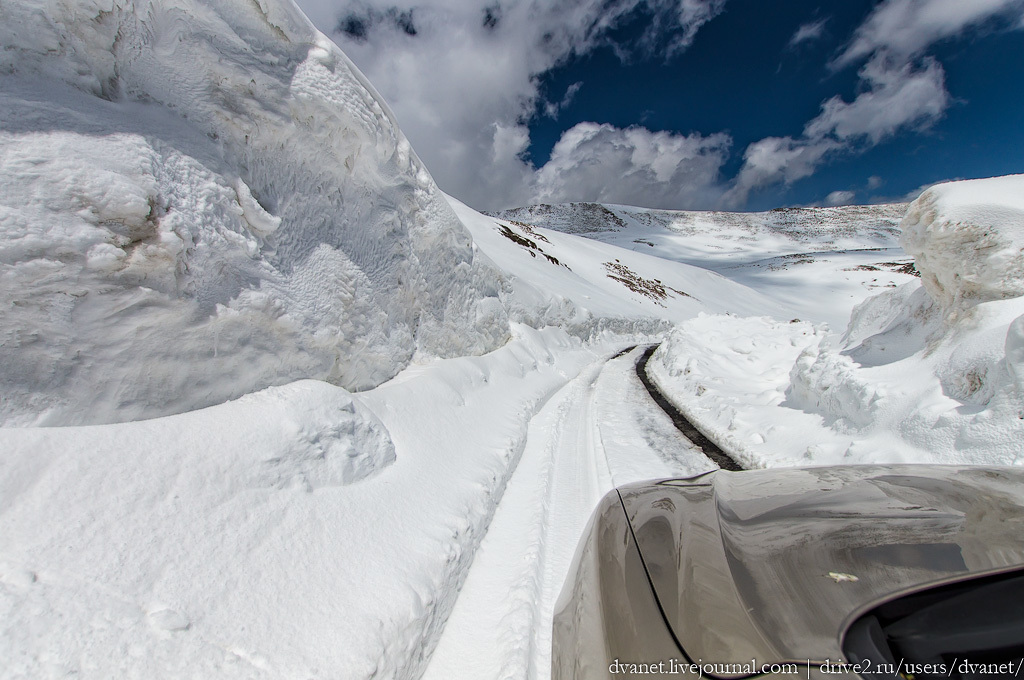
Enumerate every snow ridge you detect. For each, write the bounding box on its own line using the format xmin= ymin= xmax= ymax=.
xmin=650 ymin=175 xmax=1024 ymax=468
xmin=0 ymin=0 xmax=509 ymax=425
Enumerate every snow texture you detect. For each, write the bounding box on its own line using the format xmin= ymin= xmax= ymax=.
xmin=422 ymin=346 xmax=712 ymax=680
xmin=3 ymin=0 xmax=1024 ymax=676
xmin=0 ymin=0 xmax=509 ymax=425
xmin=491 ymin=200 xmax=917 ymax=329
xmin=900 ymin=174 xmax=1024 ymax=317
xmin=650 ymin=174 xmax=1024 ymax=468
xmin=0 ymin=326 xmax=606 ymax=679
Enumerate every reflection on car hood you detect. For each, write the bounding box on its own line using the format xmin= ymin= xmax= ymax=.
xmin=618 ymin=465 xmax=1024 ymax=665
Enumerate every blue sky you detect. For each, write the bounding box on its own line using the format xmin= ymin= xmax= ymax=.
xmin=294 ymin=0 xmax=1024 ymax=211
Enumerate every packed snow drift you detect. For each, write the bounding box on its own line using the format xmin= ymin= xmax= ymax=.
xmin=649 ymin=174 xmax=1024 ymax=468
xmin=2 ymin=0 xmax=1023 ymax=677
xmin=0 ymin=0 xmax=781 ymax=676
xmin=901 ymin=174 xmax=1024 ymax=316
xmin=0 ymin=324 xmax=618 ymax=679
xmin=0 ymin=0 xmax=511 ymax=425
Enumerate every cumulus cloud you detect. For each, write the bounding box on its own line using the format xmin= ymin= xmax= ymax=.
xmin=533 ymin=123 xmax=731 ymax=209
xmin=292 ymin=0 xmax=729 ymax=210
xmin=788 ymin=18 xmax=827 ymax=47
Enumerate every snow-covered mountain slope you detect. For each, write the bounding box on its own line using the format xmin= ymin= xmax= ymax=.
xmin=0 ymin=0 xmax=510 ymax=425
xmin=649 ymin=174 xmax=1024 ymax=468
xmin=451 ymin=197 xmax=789 ymax=330
xmin=491 ymin=201 xmax=907 ymax=253
xmin=491 ymin=201 xmax=917 ymax=329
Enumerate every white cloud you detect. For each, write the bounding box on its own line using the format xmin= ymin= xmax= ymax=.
xmin=867 ymin=175 xmax=884 ymax=189
xmin=543 ymin=81 xmax=583 ymax=119
xmin=835 ymin=0 xmax=1024 ymax=67
xmin=533 ymin=123 xmax=731 ymax=208
xmin=292 ymin=0 xmax=728 ymax=210
xmin=824 ymin=190 xmax=856 ymax=206
xmin=788 ymin=18 xmax=827 ymax=47
xmin=727 ymin=55 xmax=947 ymax=205
xmin=728 ymin=0 xmax=1017 ymax=206
xmin=491 ymin=122 xmax=529 ymax=165
xmin=804 ymin=54 xmax=948 ymax=144
xmin=725 ymin=136 xmax=837 ymax=206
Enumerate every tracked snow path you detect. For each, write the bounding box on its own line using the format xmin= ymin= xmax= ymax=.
xmin=422 ymin=347 xmax=713 ymax=680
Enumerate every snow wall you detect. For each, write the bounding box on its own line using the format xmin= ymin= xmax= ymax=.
xmin=649 ymin=175 xmax=1024 ymax=467
xmin=900 ymin=174 xmax=1024 ymax=317
xmin=0 ymin=0 xmax=511 ymax=425
xmin=788 ymin=174 xmax=1024 ymax=462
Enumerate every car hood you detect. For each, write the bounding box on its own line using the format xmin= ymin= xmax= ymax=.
xmin=618 ymin=465 xmax=1024 ymax=666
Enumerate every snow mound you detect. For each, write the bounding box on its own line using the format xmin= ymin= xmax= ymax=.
xmin=650 ymin=175 xmax=1024 ymax=467
xmin=648 ymin=314 xmax=830 ymax=467
xmin=0 ymin=326 xmax=603 ymax=680
xmin=254 ymin=381 xmax=396 ymax=489
xmin=0 ymin=377 xmax=399 ymax=678
xmin=0 ymin=0 xmax=508 ymax=425
xmin=786 ymin=281 xmax=1024 ymax=463
xmin=900 ymin=174 xmax=1024 ymax=316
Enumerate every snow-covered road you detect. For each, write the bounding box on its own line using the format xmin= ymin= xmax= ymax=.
xmin=422 ymin=346 xmax=715 ymax=680
xmin=634 ymin=346 xmax=744 ymax=472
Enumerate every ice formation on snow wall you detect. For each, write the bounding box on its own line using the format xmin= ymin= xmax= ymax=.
xmin=0 ymin=0 xmax=510 ymax=425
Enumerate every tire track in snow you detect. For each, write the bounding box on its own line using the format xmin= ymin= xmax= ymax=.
xmin=420 ymin=350 xmax=621 ymax=680
xmin=527 ymin=355 xmax=615 ymax=679
xmin=421 ymin=344 xmax=726 ymax=680
xmin=635 ymin=345 xmax=744 ymax=471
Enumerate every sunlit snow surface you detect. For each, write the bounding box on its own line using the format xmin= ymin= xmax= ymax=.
xmin=2 ymin=0 xmax=1024 ymax=677
xmin=648 ymin=176 xmax=1024 ymax=468
xmin=0 ymin=326 xmax=609 ymax=678
xmin=0 ymin=0 xmax=511 ymax=426
xmin=491 ymin=200 xmax=916 ymax=329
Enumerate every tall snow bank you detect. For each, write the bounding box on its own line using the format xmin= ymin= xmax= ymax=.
xmin=0 ymin=326 xmax=599 ymax=679
xmin=650 ymin=175 xmax=1024 ymax=467
xmin=787 ymin=175 xmax=1024 ymax=463
xmin=900 ymin=174 xmax=1024 ymax=316
xmin=0 ymin=0 xmax=509 ymax=425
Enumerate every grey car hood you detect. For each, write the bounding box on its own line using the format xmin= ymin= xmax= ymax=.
xmin=618 ymin=465 xmax=1024 ymax=666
